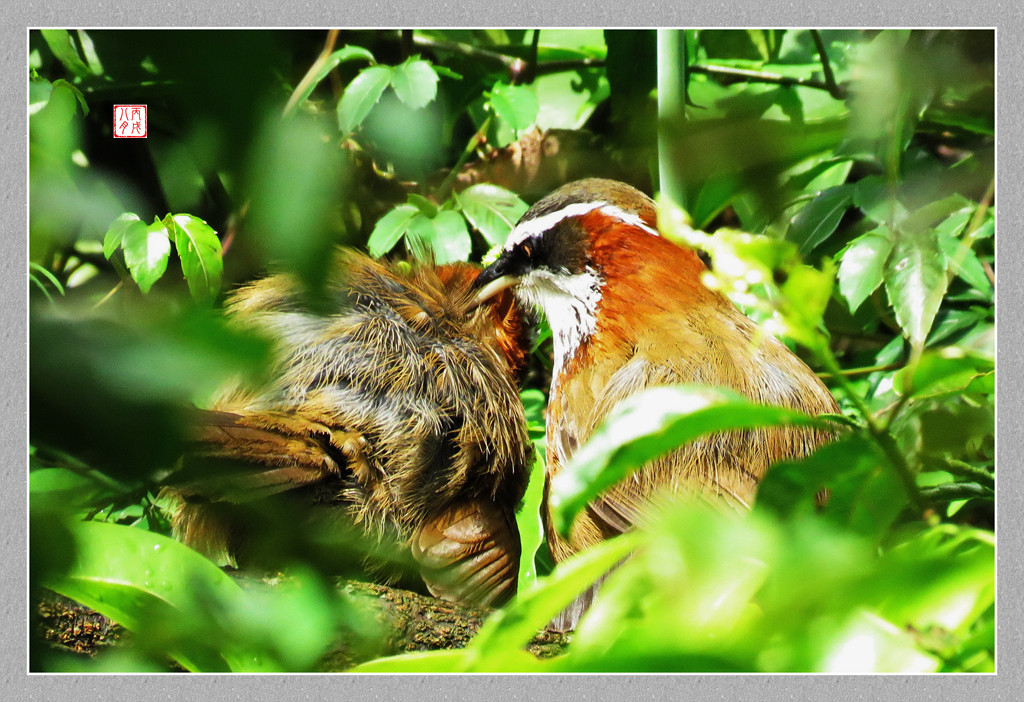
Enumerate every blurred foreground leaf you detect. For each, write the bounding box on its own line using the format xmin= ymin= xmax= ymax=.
xmin=550 ymin=385 xmax=832 ymax=535
xmin=39 ymin=520 xmax=248 ymax=672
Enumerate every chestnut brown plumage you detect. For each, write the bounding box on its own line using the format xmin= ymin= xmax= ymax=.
xmin=163 ymin=251 xmax=533 ymax=608
xmin=475 ymin=178 xmax=840 ymax=629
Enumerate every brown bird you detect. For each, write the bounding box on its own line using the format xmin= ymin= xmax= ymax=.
xmin=473 ymin=178 xmax=840 ymax=628
xmin=163 ymin=251 xmax=533 ymax=608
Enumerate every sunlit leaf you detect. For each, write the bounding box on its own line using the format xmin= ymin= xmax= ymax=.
xmin=456 ymin=183 xmax=529 ymax=247
xmin=391 ymin=57 xmax=439 ymax=110
xmin=896 ymin=348 xmax=994 ymax=399
xmin=40 ymin=29 xmax=94 ymax=78
xmin=367 ymin=204 xmax=418 ymax=257
xmin=517 ymin=420 xmax=547 ymax=589
xmin=337 ymin=65 xmax=393 ymax=135
xmin=102 ymin=212 xmax=143 ymax=259
xmin=837 ymin=228 xmax=892 ymax=313
xmin=487 ymin=81 xmax=539 ymax=135
xmin=122 ymin=218 xmax=171 ymax=294
xmin=426 ymin=210 xmax=472 ymax=264
xmin=787 ymin=185 xmax=854 ymax=253
xmin=550 ymin=386 xmax=830 ymax=535
xmin=288 ymin=45 xmax=374 ymax=112
xmin=937 ymin=229 xmax=991 ymax=294
xmin=169 ymin=214 xmax=223 ymax=302
xmin=884 ymin=228 xmax=947 ymax=349
xmin=779 ymin=261 xmax=834 ymax=348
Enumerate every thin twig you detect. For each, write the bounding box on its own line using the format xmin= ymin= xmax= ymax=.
xmin=816 ymin=344 xmax=927 ymax=515
xmin=92 ymin=281 xmax=123 ymax=309
xmin=919 ymin=483 xmax=993 ymax=503
xmin=946 ymin=178 xmax=995 ymax=288
xmin=435 ymin=114 xmax=494 ymax=200
xmin=412 ymin=34 xmax=516 ymax=69
xmin=982 ymin=260 xmax=995 ymax=286
xmin=533 ymin=58 xmax=605 ymax=77
xmin=810 ymin=30 xmax=845 ymax=99
xmin=282 ymin=29 xmax=341 ymax=118
xmin=926 ymin=457 xmax=995 ymax=486
xmin=410 ymin=33 xmax=603 ymax=79
xmin=817 ymin=362 xmax=905 ymax=380
xmin=689 ymin=63 xmax=843 ymax=97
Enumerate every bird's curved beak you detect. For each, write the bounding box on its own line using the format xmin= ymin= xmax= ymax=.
xmin=470 ymin=256 xmax=520 ymax=310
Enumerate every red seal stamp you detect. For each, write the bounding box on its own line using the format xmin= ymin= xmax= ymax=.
xmin=113 ymin=105 xmax=147 ymax=138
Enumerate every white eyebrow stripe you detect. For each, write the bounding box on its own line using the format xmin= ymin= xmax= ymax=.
xmin=504 ymin=201 xmax=605 ymax=248
xmin=504 ymin=200 xmax=658 ymax=249
xmin=599 ymin=204 xmax=660 ymax=238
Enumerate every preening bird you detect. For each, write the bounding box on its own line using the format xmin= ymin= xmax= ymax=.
xmin=163 ymin=251 xmax=533 ymax=608
xmin=474 ymin=178 xmax=840 ymax=628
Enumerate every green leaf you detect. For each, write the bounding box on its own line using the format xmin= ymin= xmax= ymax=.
xmin=337 ymin=65 xmax=393 ymax=135
xmin=746 ymin=29 xmax=776 ymax=62
xmin=935 ymin=208 xmax=991 ymax=294
xmin=122 ymin=218 xmax=171 ymax=294
xmin=517 ymin=442 xmax=547 ymax=590
xmin=884 ymin=228 xmax=948 ymax=349
xmin=407 ymin=193 xmax=438 ymax=218
xmin=29 ymin=467 xmax=108 ymax=505
xmin=456 ymin=184 xmax=529 ymax=247
xmin=837 ymin=228 xmax=893 ymax=313
xmin=367 ymin=204 xmax=418 ymax=258
xmin=550 ymin=386 xmax=830 ymax=535
xmin=431 ymin=65 xmax=463 ymax=80
xmin=40 ymin=520 xmax=248 ymax=672
xmin=487 ymin=81 xmax=539 ymax=135
xmin=40 ymin=29 xmax=94 ymax=78
xmin=896 ymin=348 xmax=994 ymax=399
xmin=853 ymin=175 xmax=909 ymax=227
xmin=390 ymin=57 xmax=440 ymax=110
xmin=103 ymin=212 xmax=144 ymax=259
xmin=878 ymin=525 xmax=994 ymax=633
xmin=757 ymin=436 xmax=907 ymax=540
xmin=404 ymin=213 xmax=436 ymax=260
xmin=289 ymin=45 xmax=374 ymax=111
xmin=779 ymin=261 xmax=835 ymax=348
xmin=29 ymin=262 xmax=66 ymax=297
xmin=351 ymin=650 xmax=471 ymax=673
xmin=168 ymin=214 xmax=223 ymax=302
xmin=787 ymin=185 xmax=854 ymax=253
xmin=902 ymin=195 xmax=973 ymax=235
xmin=426 ymin=210 xmax=472 ymax=264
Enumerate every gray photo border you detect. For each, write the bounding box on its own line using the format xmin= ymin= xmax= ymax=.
xmin=6 ymin=2 xmax=1021 ymax=700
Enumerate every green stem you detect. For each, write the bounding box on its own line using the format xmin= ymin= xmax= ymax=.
xmin=809 ymin=30 xmax=845 ymax=99
xmin=435 ymin=114 xmax=494 ymax=200
xmin=816 ymin=342 xmax=926 ymax=515
xmin=689 ymin=63 xmax=843 ymax=97
xmin=945 ymin=179 xmax=995 ymax=287
xmin=919 ymin=483 xmax=993 ymax=503
xmin=817 ymin=362 xmax=904 ymax=379
xmin=657 ymin=29 xmax=688 ymax=205
xmin=282 ymin=29 xmax=340 ymax=118
xmin=928 ymin=457 xmax=995 ymax=486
